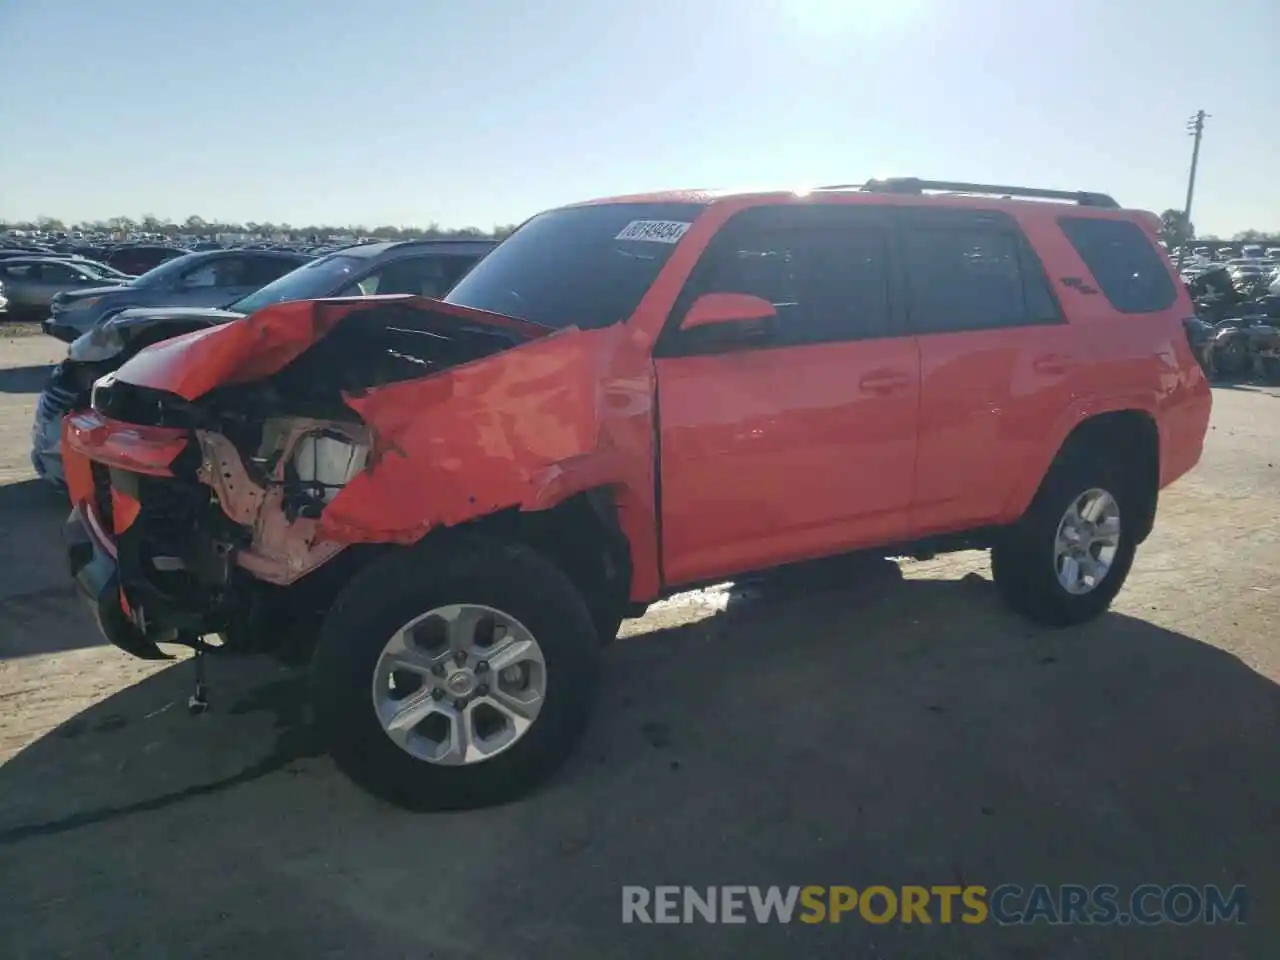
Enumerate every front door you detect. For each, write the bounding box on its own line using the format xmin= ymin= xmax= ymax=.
xmin=653 ymin=205 xmax=920 ymax=587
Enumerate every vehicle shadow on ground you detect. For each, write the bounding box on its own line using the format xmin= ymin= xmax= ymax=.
xmin=0 ymin=480 xmax=86 ymax=655
xmin=1213 ymin=381 xmax=1280 ymax=395
xmin=0 ymin=564 xmax=1274 ymax=959
xmin=0 ymin=363 xmax=54 ymax=394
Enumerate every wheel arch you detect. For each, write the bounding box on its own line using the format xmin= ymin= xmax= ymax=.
xmin=1009 ymin=405 xmax=1161 ymax=543
xmin=415 ymin=486 xmax=637 ymax=621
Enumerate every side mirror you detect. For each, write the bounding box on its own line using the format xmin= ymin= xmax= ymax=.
xmin=681 ymin=292 xmax=777 ymax=332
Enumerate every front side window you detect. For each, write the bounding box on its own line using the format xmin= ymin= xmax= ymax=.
xmin=445 ymin=203 xmax=705 ymax=329
xmin=37 ymin=262 xmax=82 ymax=283
xmin=685 ymin=211 xmax=892 ymax=345
xmin=180 ymin=262 xmax=221 ymax=288
xmin=339 ymin=254 xmax=482 ymax=298
xmin=211 ymin=258 xmax=250 ymax=287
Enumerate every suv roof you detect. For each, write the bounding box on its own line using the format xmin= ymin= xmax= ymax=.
xmin=578 ymin=177 xmax=1124 ymax=213
xmin=339 ymin=238 xmax=501 ymax=260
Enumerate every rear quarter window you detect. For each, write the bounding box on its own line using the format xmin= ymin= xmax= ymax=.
xmin=1057 ymin=217 xmax=1176 ymax=314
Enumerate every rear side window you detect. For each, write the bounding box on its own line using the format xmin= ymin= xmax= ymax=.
xmin=901 ymin=225 xmax=1058 ymax=334
xmin=1057 ymin=217 xmax=1176 ymax=313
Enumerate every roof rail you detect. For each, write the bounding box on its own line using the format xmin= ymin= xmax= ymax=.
xmin=821 ymin=178 xmax=1120 ymax=209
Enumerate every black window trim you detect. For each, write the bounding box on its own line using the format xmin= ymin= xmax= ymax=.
xmin=655 ymin=205 xmax=904 ymax=358
xmin=892 ymin=207 xmax=1066 ymax=337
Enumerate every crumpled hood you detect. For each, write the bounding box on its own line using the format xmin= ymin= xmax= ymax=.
xmin=111 ymin=294 xmax=555 ymax=401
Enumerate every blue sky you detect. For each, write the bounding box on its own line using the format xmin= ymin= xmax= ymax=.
xmin=1 ymin=0 xmax=1276 ymax=236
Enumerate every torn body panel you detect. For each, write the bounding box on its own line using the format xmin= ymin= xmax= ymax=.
xmin=321 ymin=325 xmax=663 ymax=600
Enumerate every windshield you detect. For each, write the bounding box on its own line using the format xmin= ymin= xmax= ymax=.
xmin=229 ymin=253 xmax=365 ymax=314
xmin=129 ymin=252 xmax=202 ymax=288
xmin=444 ymin=202 xmax=705 ymax=329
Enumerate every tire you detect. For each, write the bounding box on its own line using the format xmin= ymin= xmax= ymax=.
xmin=310 ymin=536 xmax=601 ymax=811
xmin=990 ymin=451 xmax=1139 ymax=627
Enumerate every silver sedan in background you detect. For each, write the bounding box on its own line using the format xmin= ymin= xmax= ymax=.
xmin=0 ymin=257 xmax=121 ymax=321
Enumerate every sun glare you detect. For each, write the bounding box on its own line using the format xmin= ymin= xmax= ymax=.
xmin=773 ymin=0 xmax=932 ymax=38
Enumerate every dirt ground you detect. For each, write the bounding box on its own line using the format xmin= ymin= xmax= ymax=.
xmin=0 ymin=325 xmax=1276 ymax=959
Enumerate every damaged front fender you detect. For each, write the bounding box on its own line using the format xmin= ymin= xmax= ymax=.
xmin=322 ymin=328 xmax=630 ymax=540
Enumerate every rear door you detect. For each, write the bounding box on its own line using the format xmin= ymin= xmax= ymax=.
xmin=898 ymin=208 xmax=1073 ymax=535
xmin=653 ymin=204 xmax=920 ymax=586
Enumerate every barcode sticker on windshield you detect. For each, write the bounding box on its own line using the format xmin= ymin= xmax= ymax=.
xmin=615 ymin=220 xmax=692 ymax=243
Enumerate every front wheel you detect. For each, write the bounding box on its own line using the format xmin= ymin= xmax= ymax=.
xmin=310 ymin=537 xmax=601 ymax=810
xmin=991 ymin=453 xmax=1138 ymax=627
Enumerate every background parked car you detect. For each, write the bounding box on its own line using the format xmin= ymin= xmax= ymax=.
xmin=0 ymin=257 xmax=120 ymax=321
xmin=103 ymin=244 xmax=189 ymax=276
xmin=32 ymin=238 xmax=496 ymax=487
xmin=43 ymin=248 xmax=313 ymax=341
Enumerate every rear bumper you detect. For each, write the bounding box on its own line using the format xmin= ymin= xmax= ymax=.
xmin=1158 ymin=374 xmax=1214 ymax=490
xmin=64 ymin=503 xmax=171 ymax=660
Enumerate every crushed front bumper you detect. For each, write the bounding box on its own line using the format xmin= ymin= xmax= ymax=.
xmin=61 ymin=409 xmax=222 ymax=658
xmin=63 ymin=502 xmax=171 ymax=660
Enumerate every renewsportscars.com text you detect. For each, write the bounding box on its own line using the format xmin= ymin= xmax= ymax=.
xmin=621 ymin=884 xmax=1248 ymax=926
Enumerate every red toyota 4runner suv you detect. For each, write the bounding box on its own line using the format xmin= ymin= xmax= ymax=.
xmin=61 ymin=178 xmax=1212 ymax=810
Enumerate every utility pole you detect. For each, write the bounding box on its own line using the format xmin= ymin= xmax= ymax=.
xmin=1175 ymin=110 xmax=1208 ymax=271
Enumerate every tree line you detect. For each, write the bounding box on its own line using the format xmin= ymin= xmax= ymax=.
xmin=1157 ymin=210 xmax=1278 ymax=250
xmin=2 ymin=214 xmax=519 ymax=241
xmin=7 ymin=210 xmax=1278 ymax=249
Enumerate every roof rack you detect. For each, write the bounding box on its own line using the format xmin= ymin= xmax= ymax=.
xmin=819 ymin=178 xmax=1120 ymax=209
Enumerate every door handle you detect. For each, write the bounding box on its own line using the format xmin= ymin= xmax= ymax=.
xmin=858 ymin=369 xmax=912 ymax=395
xmin=1032 ymin=354 xmax=1074 ymax=376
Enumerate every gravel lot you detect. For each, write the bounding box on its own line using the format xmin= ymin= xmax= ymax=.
xmin=1 ymin=325 xmax=1276 ymax=959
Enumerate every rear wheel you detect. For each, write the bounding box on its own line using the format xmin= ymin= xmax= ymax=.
xmin=991 ymin=453 xmax=1138 ymax=627
xmin=310 ymin=537 xmax=601 ymax=810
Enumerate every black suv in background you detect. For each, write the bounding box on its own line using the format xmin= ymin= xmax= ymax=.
xmin=104 ymin=245 xmax=190 ymax=276
xmin=32 ymin=239 xmax=497 ymax=488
